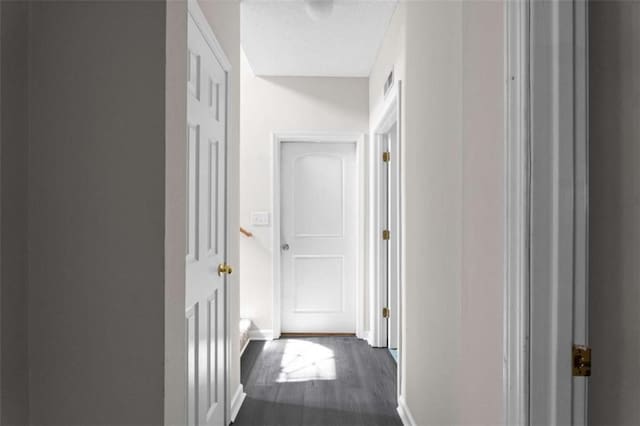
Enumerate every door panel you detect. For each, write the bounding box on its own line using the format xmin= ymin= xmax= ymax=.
xmin=293 ymin=155 xmax=344 ymax=237
xmin=294 ymin=256 xmax=344 ymax=312
xmin=281 ymin=142 xmax=357 ymax=333
xmin=186 ymin=12 xmax=226 ymax=426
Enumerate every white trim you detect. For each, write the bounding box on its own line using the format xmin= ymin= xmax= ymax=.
xmin=396 ymin=396 xmax=416 ymax=426
xmin=240 ymin=339 xmax=250 ymax=357
xmin=357 ymin=329 xmax=372 ymax=344
xmin=572 ymin=1 xmax=590 ymax=423
xmin=240 ymin=329 xmax=273 ymax=356
xmin=272 ymin=132 xmax=366 ymax=339
xmin=247 ymin=328 xmax=274 ymax=341
xmin=504 ymin=1 xmax=589 ymax=424
xmin=369 ymin=82 xmax=404 ymax=406
xmin=527 ymin=1 xmax=588 ymax=423
xmin=504 ymin=1 xmax=530 ymax=424
xmin=370 ymin=82 xmax=402 ymax=349
xmin=187 ymin=0 xmax=232 ymax=71
xmin=229 ymin=384 xmax=246 ymax=423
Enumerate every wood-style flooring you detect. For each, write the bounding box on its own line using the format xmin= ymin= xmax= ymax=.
xmin=234 ymin=336 xmax=402 ymax=426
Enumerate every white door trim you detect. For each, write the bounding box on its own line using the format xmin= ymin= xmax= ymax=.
xmin=504 ymin=0 xmax=589 ymax=424
xmin=370 ymin=82 xmax=402 ymax=350
xmin=272 ymin=132 xmax=365 ymax=339
xmin=187 ymin=0 xmax=231 ymax=71
xmin=504 ymin=0 xmax=531 ymax=423
xmin=186 ymin=2 xmax=237 ymax=425
xmin=370 ymin=81 xmax=403 ymax=404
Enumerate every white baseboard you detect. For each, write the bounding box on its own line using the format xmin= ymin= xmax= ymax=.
xmin=356 ymin=330 xmax=372 ymax=346
xmin=230 ymin=384 xmax=246 ymax=422
xmin=240 ymin=338 xmax=250 ymax=356
xmin=397 ymin=395 xmax=416 ymax=426
xmin=248 ymin=328 xmax=273 ymax=341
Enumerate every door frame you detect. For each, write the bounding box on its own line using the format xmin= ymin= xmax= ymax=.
xmin=504 ymin=0 xmax=589 ymax=424
xmin=272 ymin=132 xmax=366 ymax=339
xmin=185 ymin=1 xmax=235 ymax=424
xmin=369 ymin=81 xmax=403 ymax=402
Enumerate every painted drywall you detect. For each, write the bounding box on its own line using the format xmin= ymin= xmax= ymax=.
xmin=239 ymin=50 xmax=369 ymax=333
xmin=27 ymin=2 xmax=167 ymax=423
xmin=368 ymin=2 xmax=406 ymax=343
xmin=403 ymin=3 xmax=464 ymax=423
xmin=164 ymin=1 xmax=188 ymax=424
xmin=198 ymin=0 xmax=243 ymax=408
xmin=459 ymin=2 xmax=504 ymax=424
xmin=369 ymin=1 xmax=504 ymax=424
xmin=589 ymin=2 xmax=640 ymax=423
xmin=0 ymin=2 xmax=29 ymax=424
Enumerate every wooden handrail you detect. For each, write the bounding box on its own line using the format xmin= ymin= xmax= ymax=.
xmin=240 ymin=227 xmax=253 ymax=238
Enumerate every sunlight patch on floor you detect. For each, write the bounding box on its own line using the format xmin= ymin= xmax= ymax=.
xmin=276 ymin=339 xmax=336 ymax=383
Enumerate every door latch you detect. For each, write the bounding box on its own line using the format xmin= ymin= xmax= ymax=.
xmin=382 ymin=307 xmax=390 ymax=318
xmin=572 ymin=344 xmax=591 ymax=377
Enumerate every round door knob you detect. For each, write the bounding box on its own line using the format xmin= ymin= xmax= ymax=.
xmin=218 ymin=263 xmax=233 ymax=276
xmin=281 ymin=243 xmax=290 ymax=251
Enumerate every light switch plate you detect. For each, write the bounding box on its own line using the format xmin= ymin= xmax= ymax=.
xmin=250 ymin=211 xmax=270 ymax=226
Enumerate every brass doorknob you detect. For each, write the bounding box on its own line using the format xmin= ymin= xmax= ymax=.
xmin=218 ymin=263 xmax=233 ymax=276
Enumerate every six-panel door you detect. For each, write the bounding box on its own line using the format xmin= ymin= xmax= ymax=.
xmin=186 ymin=12 xmax=227 ymax=426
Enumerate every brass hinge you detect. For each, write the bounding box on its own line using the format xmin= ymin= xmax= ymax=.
xmin=573 ymin=344 xmax=592 ymax=377
xmin=382 ymin=307 xmax=390 ymax=318
xmin=382 ymin=151 xmax=390 ymax=162
xmin=382 ymin=229 xmax=390 ymax=240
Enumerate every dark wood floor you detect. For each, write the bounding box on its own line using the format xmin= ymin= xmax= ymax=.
xmin=234 ymin=336 xmax=402 ymax=426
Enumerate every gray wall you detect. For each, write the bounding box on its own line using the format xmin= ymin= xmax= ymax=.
xmin=589 ymin=1 xmax=640 ymax=424
xmin=27 ymin=2 xmax=167 ymax=423
xmin=1 ymin=2 xmax=30 ymax=424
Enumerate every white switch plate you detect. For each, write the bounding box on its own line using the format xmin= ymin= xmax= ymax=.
xmin=250 ymin=211 xmax=270 ymax=226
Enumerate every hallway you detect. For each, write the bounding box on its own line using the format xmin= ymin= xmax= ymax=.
xmin=234 ymin=337 xmax=402 ymax=426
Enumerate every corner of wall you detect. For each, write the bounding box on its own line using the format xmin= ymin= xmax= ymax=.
xmin=164 ymin=1 xmax=188 ymax=424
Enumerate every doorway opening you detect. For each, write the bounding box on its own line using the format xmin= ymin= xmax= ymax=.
xmin=371 ymin=81 xmax=403 ymax=391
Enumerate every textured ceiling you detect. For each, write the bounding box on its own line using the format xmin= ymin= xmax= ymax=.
xmin=241 ymin=0 xmax=398 ymax=77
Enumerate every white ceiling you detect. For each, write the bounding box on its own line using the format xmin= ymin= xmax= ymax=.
xmin=241 ymin=0 xmax=398 ymax=77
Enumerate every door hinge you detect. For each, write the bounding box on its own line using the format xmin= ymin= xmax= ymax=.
xmin=382 ymin=151 xmax=390 ymax=162
xmin=572 ymin=344 xmax=592 ymax=377
xmin=382 ymin=229 xmax=390 ymax=240
xmin=382 ymin=307 xmax=390 ymax=318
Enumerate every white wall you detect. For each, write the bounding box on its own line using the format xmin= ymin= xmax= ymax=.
xmin=403 ymin=3 xmax=464 ymax=423
xmin=239 ymin=50 xmax=369 ymax=334
xmin=369 ymin=1 xmax=504 ymax=424
xmin=459 ymin=2 xmax=504 ymax=423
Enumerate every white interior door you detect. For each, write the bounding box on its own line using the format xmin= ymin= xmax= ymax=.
xmin=280 ymin=141 xmax=357 ymax=333
xmin=186 ymin=11 xmax=227 ymax=426
xmin=527 ymin=0 xmax=589 ymax=423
